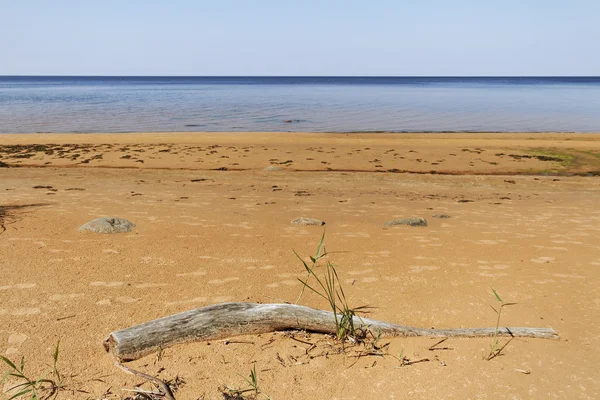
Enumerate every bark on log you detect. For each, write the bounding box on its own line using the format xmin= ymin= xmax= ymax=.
xmin=104 ymin=302 xmax=558 ymax=362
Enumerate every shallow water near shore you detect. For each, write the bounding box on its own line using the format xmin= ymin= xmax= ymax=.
xmin=1 ymin=76 xmax=600 ymax=133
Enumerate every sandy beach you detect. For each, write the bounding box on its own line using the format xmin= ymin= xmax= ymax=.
xmin=1 ymin=132 xmax=600 ymax=399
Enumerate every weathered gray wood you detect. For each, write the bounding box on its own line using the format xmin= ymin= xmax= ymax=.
xmin=104 ymin=302 xmax=558 ymax=362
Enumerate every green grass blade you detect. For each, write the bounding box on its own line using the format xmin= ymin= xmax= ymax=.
xmin=0 ymin=355 xmax=18 ymax=372
xmin=314 ymin=231 xmax=326 ymax=260
xmin=8 ymin=388 xmax=33 ymax=400
xmin=491 ymin=288 xmax=503 ymax=302
xmin=1 ymin=371 xmax=10 ymax=386
xmin=292 ymin=249 xmax=310 ymax=271
xmin=53 ymin=340 xmax=61 ymax=382
xmin=297 ymin=279 xmax=329 ymax=302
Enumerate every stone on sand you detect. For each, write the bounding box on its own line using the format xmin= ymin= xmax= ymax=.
xmin=432 ymin=214 xmax=451 ymax=219
xmin=79 ymin=217 xmax=136 ymax=234
xmin=384 ymin=217 xmax=427 ymax=227
xmin=291 ymin=217 xmax=326 ymax=226
xmin=264 ymin=165 xmax=283 ymax=171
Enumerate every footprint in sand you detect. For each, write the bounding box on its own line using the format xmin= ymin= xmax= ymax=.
xmin=478 ymin=264 xmax=511 ymax=270
xmin=276 ymin=273 xmax=298 ymax=278
xmin=534 ymin=245 xmax=568 ymax=251
xmin=409 ymin=265 xmax=440 ymax=273
xmin=283 ymin=227 xmax=311 ymax=236
xmin=223 ymin=222 xmax=254 ymax=230
xmin=345 ymin=277 xmax=380 ymax=284
xmin=413 ymin=255 xmax=437 ymax=260
xmin=116 ymin=296 xmax=139 ymax=303
xmin=90 ymin=281 xmax=125 ymax=287
xmin=530 ymin=257 xmax=555 ymax=264
xmin=279 ymin=280 xmax=299 ymax=286
xmin=7 ymin=333 xmax=28 ymax=346
xmin=176 ymin=270 xmax=207 ymax=277
xmin=478 ymin=272 xmax=509 ymax=277
xmin=5 ymin=333 xmax=28 ymax=355
xmin=475 ymin=239 xmax=507 ymax=245
xmin=95 ymin=296 xmax=139 ymax=306
xmin=366 ymin=251 xmax=390 ymax=257
xmin=348 ymin=269 xmax=374 ymax=276
xmin=0 ymin=283 xmax=36 ymax=291
xmin=265 ymin=278 xmax=300 ymax=288
xmin=140 ymin=256 xmax=174 ymax=266
xmin=134 ymin=283 xmax=169 ymax=288
xmin=343 ymin=232 xmax=370 ymax=238
xmin=533 ymin=279 xmax=556 ymax=284
xmin=359 ymin=277 xmax=379 ymax=283
xmin=49 ymin=293 xmax=84 ymax=301
xmin=238 ymin=257 xmax=262 ymax=263
xmin=212 ymin=296 xmax=234 ymax=303
xmin=11 ymin=308 xmax=41 ymax=316
xmin=165 ymin=297 xmax=208 ymax=306
xmin=208 ymin=277 xmax=240 ymax=285
xmin=552 ymin=273 xmax=585 ymax=279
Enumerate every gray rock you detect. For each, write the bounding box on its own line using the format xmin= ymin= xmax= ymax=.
xmin=384 ymin=217 xmax=427 ymax=227
xmin=291 ymin=217 xmax=325 ymax=226
xmin=79 ymin=217 xmax=136 ymax=234
xmin=432 ymin=214 xmax=451 ymax=219
xmin=264 ymin=165 xmax=283 ymax=171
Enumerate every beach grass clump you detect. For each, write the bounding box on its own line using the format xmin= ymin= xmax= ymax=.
xmin=486 ymin=289 xmax=517 ymax=361
xmin=528 ymin=147 xmax=600 ymax=174
xmin=294 ymin=233 xmax=369 ymax=343
xmin=1 ymin=341 xmax=63 ymax=399
xmin=530 ymin=148 xmax=576 ymax=168
xmin=223 ymin=363 xmax=271 ymax=400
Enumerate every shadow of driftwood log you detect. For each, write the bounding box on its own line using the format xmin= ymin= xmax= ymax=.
xmin=0 ymin=203 xmax=50 ymax=234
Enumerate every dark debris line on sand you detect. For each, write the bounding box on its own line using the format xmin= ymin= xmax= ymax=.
xmin=0 ymin=203 xmax=49 ymax=235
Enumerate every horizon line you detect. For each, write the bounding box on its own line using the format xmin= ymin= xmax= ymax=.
xmin=1 ymin=75 xmax=599 ymax=78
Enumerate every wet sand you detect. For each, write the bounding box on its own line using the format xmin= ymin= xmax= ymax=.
xmin=1 ymin=132 xmax=599 ymax=399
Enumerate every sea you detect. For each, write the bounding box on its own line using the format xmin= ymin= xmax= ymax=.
xmin=0 ymin=76 xmax=599 ymax=133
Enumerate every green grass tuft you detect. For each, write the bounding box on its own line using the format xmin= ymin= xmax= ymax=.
xmin=486 ymin=289 xmax=517 ymax=361
xmin=1 ymin=341 xmax=63 ymax=399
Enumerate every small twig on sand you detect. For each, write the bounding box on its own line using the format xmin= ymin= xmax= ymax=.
xmin=288 ymin=336 xmax=314 ymax=346
xmin=393 ymin=358 xmax=430 ymax=368
xmin=487 ymin=337 xmax=514 ymax=361
xmin=428 ymin=338 xmax=453 ymax=351
xmin=115 ymin=362 xmax=176 ymax=400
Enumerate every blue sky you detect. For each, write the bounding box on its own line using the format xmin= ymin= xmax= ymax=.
xmin=1 ymin=0 xmax=598 ymax=76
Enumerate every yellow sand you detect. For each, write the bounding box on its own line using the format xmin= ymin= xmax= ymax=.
xmin=1 ymin=132 xmax=599 ymax=399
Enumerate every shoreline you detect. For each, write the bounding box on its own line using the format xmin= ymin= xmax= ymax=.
xmin=2 ymin=131 xmax=600 ymax=138
xmin=1 ymin=132 xmax=599 ymax=176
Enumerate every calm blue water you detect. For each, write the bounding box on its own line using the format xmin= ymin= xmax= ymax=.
xmin=1 ymin=76 xmax=599 ymax=133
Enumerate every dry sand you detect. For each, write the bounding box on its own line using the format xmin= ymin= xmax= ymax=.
xmin=1 ymin=132 xmax=599 ymax=399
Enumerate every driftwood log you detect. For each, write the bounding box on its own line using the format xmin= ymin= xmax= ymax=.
xmin=104 ymin=302 xmax=559 ymax=362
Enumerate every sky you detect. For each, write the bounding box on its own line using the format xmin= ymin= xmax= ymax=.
xmin=0 ymin=0 xmax=598 ymax=76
